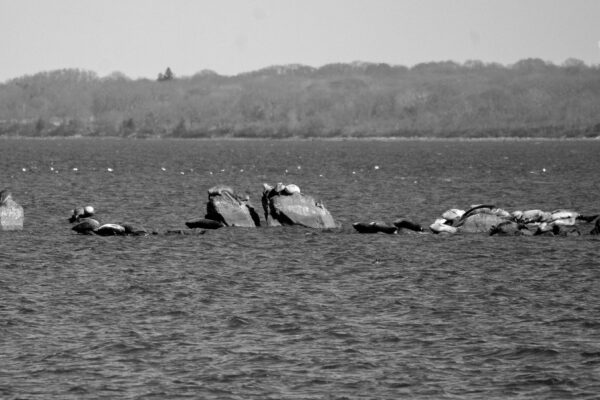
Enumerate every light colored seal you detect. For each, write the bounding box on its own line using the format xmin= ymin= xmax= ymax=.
xmin=429 ymin=218 xmax=458 ymax=234
xmin=284 ymin=184 xmax=301 ymax=195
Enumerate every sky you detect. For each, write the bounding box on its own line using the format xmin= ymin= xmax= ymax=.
xmin=1 ymin=0 xmax=599 ymax=82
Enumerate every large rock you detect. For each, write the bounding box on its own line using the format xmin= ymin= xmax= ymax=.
xmin=0 ymin=190 xmax=24 ymax=230
xmin=262 ymin=183 xmax=337 ymax=229
xmin=205 ymin=185 xmax=260 ymax=227
xmin=455 ymin=213 xmax=509 ymax=233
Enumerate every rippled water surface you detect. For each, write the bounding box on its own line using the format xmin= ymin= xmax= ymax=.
xmin=1 ymin=138 xmax=600 ymax=399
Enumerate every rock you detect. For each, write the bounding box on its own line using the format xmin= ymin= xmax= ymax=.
xmin=552 ymin=225 xmax=580 ymax=237
xmin=352 ymin=221 xmax=397 ymax=234
xmin=262 ymin=183 xmax=337 ymax=228
xmin=72 ymin=218 xmax=101 ymax=234
xmin=489 ymin=221 xmax=531 ymax=236
xmin=0 ymin=190 xmax=24 ymax=230
xmin=185 ymin=218 xmax=225 ymax=229
xmin=205 ymin=185 xmax=260 ymax=227
xmin=456 ymin=213 xmax=508 ymax=233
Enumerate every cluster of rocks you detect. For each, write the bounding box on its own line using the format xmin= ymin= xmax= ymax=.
xmin=4 ymin=187 xmax=599 ymax=238
xmin=0 ymin=190 xmax=24 ymax=231
xmin=69 ymin=206 xmax=148 ymax=236
xmin=351 ymin=204 xmax=600 ymax=237
xmin=185 ymin=183 xmax=337 ymax=230
xmin=427 ymin=205 xmax=600 ymax=236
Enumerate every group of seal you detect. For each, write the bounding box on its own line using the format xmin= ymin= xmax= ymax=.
xmin=3 ymin=186 xmax=598 ymax=238
xmin=426 ymin=204 xmax=599 ymax=236
xmin=69 ymin=206 xmax=148 ymax=236
xmin=353 ymin=203 xmax=600 ymax=236
xmin=68 ymin=193 xmax=599 ymax=237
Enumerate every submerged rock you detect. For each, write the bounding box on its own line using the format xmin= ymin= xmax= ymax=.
xmin=0 ymin=190 xmax=24 ymax=231
xmin=262 ymin=183 xmax=337 ymax=229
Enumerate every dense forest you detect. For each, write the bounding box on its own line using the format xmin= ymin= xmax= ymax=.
xmin=1 ymin=59 xmax=600 ymax=138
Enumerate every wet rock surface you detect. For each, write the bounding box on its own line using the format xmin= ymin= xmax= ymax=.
xmin=0 ymin=190 xmax=24 ymax=231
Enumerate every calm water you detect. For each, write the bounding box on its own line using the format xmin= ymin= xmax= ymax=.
xmin=1 ymin=138 xmax=600 ymax=399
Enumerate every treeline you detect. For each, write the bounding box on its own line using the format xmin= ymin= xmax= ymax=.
xmin=1 ymin=58 xmax=600 ymax=138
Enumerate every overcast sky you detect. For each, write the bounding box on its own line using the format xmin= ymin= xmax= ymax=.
xmin=1 ymin=0 xmax=599 ymax=82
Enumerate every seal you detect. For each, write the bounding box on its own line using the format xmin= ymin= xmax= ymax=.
xmin=69 ymin=205 xmax=95 ymax=223
xmin=72 ymin=218 xmax=101 ymax=234
xmin=95 ymin=223 xmax=126 ymax=236
xmin=284 ymin=184 xmax=301 ymax=195
xmin=393 ymin=218 xmax=423 ymax=232
xmin=429 ymin=218 xmax=457 ymax=234
xmin=352 ymin=221 xmax=397 ymax=234
xmin=185 ymin=218 xmax=225 ymax=229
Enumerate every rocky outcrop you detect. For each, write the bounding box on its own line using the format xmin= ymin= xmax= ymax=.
xmin=204 ymin=185 xmax=260 ymax=227
xmin=0 ymin=190 xmax=24 ymax=231
xmin=262 ymin=183 xmax=337 ymax=229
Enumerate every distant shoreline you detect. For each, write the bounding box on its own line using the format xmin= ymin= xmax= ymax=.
xmin=2 ymin=135 xmax=599 ymax=141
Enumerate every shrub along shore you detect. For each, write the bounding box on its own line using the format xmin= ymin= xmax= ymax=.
xmin=1 ymin=59 xmax=599 ymax=139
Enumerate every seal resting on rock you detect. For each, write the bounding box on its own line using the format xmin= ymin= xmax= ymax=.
xmin=69 ymin=205 xmax=94 ymax=223
xmin=441 ymin=209 xmax=465 ymax=226
xmin=429 ymin=218 xmax=458 ymax=234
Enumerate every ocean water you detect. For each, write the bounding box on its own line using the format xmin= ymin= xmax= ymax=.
xmin=1 ymin=138 xmax=599 ymax=399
